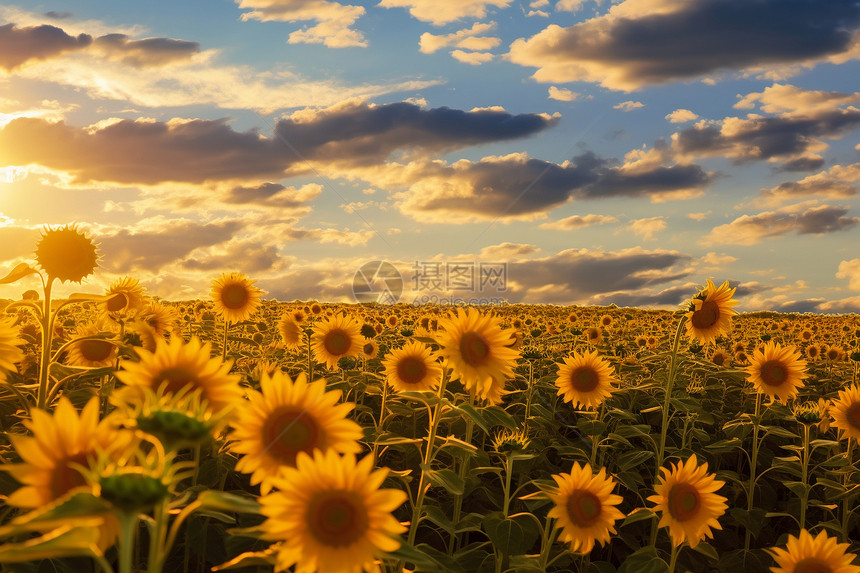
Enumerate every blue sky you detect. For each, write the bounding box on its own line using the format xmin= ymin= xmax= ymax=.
xmin=1 ymin=0 xmax=860 ymax=312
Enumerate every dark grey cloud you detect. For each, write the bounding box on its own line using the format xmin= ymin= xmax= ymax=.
xmin=275 ymin=101 xmax=559 ymax=166
xmin=706 ymin=203 xmax=860 ymax=245
xmin=0 ymin=23 xmax=92 ymax=70
xmin=402 ymin=151 xmax=713 ymax=218
xmin=98 ymin=220 xmax=243 ymax=273
xmin=777 ymin=157 xmax=826 ymax=172
xmin=672 ymin=108 xmax=860 ymax=166
xmin=502 ymin=248 xmax=692 ymax=304
xmin=93 ymin=34 xmax=200 ymax=67
xmin=508 ymin=0 xmax=860 ymax=90
xmin=0 ymin=102 xmax=557 ymax=184
xmin=43 ymin=11 xmax=73 ymax=19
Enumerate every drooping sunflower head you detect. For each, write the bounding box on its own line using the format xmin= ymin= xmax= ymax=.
xmin=113 ymin=336 xmax=243 ymax=415
xmin=436 ymin=308 xmax=520 ymax=402
xmin=259 ymin=450 xmax=407 ymax=573
xmin=230 ymin=370 xmax=363 ymax=494
xmin=64 ymin=323 xmax=119 ymax=368
xmin=103 ymin=276 xmax=148 ymax=315
xmin=830 ymin=384 xmax=860 ymax=444
xmin=311 ymin=312 xmax=363 ymax=371
xmin=0 ymin=315 xmax=25 ymax=377
xmin=554 ymin=350 xmax=617 ymax=410
xmin=139 ymin=300 xmax=180 ymax=337
xmin=745 ymin=341 xmax=808 ymax=404
xmin=277 ymin=314 xmax=304 ymax=348
xmin=210 ymin=272 xmax=263 ymax=324
xmin=768 ymin=529 xmax=860 ymax=573
xmin=685 ymin=279 xmax=738 ymax=346
xmin=34 ymin=224 xmax=98 ymax=283
xmin=546 ymin=462 xmax=625 ymax=554
xmin=647 ymin=454 xmax=728 ymax=548
xmin=381 ymin=340 xmax=442 ymax=393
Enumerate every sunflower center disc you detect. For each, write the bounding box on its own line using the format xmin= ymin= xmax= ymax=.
xmin=50 ymin=451 xmax=91 ymax=499
xmin=760 ymin=360 xmax=788 ymax=386
xmin=691 ymin=300 xmax=719 ymax=330
xmin=570 ymin=366 xmax=599 ymax=393
xmin=667 ymin=483 xmax=701 ymax=522
xmin=793 ymin=557 xmax=834 ymax=573
xmin=363 ymin=343 xmax=374 ymax=355
xmin=221 ymin=283 xmax=250 ymax=310
xmin=324 ymin=330 xmax=351 ymax=356
xmin=460 ymin=332 xmax=490 ymax=366
xmin=566 ymin=489 xmax=602 ymax=527
xmin=153 ymin=367 xmax=197 ymax=396
xmin=307 ymin=491 xmax=368 ymax=546
xmin=846 ymin=402 xmax=860 ymax=430
xmin=262 ymin=407 xmax=321 ymax=465
xmin=397 ymin=356 xmax=428 ymax=385
xmin=107 ymin=292 xmax=128 ymax=312
xmin=80 ymin=339 xmax=114 ymax=362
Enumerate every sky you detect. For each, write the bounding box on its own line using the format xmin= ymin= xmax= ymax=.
xmin=1 ymin=0 xmax=860 ymax=312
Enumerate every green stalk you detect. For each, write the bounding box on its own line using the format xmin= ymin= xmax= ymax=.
xmin=372 ymin=380 xmax=390 ymax=460
xmin=799 ymin=422 xmax=811 ymax=531
xmin=221 ymin=320 xmax=230 ymax=362
xmin=449 ymin=391 xmax=476 ymax=554
xmin=590 ymin=402 xmax=606 ymax=468
xmin=842 ymin=439 xmax=854 ymax=542
xmin=502 ymin=453 xmax=515 ymax=518
xmin=744 ymin=391 xmax=763 ymax=553
xmin=36 ymin=276 xmax=54 ymax=409
xmin=667 ymin=543 xmax=681 ymax=572
xmin=650 ymin=315 xmax=687 ymax=547
xmin=117 ymin=512 xmax=137 ymax=573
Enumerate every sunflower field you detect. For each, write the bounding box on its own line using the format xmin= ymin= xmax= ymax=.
xmin=0 ymin=225 xmax=859 ymax=573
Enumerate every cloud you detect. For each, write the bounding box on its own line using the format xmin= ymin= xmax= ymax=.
xmin=704 ymin=202 xmax=860 ymax=245
xmin=734 ymin=83 xmax=860 ymax=115
xmin=547 ymin=86 xmax=580 ymax=101
xmin=0 ymin=101 xmax=557 ymax=184
xmin=836 ymin=258 xmax=860 ymax=291
xmin=587 ymin=283 xmax=694 ymax=308
xmin=418 ymin=22 xmax=499 ymax=53
xmin=224 ymin=182 xmax=323 ymax=208
xmin=759 ymin=163 xmax=860 ymax=205
xmin=0 ymin=23 xmax=92 ymax=70
xmin=666 ymin=109 xmax=698 ymax=123
xmin=688 ymin=211 xmax=710 ymax=221
xmin=92 ymin=34 xmax=200 ymax=67
xmin=379 ymin=0 xmax=512 ymax=26
xmin=555 ymin=0 xmax=586 ymax=12
xmin=478 ymin=242 xmax=540 ymax=259
xmin=396 ymin=151 xmax=713 ymax=221
xmin=613 ymin=100 xmax=644 ymax=111
xmin=623 ymin=216 xmax=666 ymax=240
xmin=538 ymin=213 xmax=618 ymax=230
xmin=236 ymin=0 xmax=367 ymax=48
xmin=701 ymin=252 xmax=737 ymax=266
xmin=450 ymin=50 xmax=495 ymax=65
xmin=182 ymin=239 xmax=284 ymax=273
xmin=507 ymin=0 xmax=860 ymax=90
xmin=504 ymin=247 xmax=692 ymax=304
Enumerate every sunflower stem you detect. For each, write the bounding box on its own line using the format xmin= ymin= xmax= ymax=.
xmin=221 ymin=319 xmax=229 ymax=362
xmin=36 ymin=276 xmax=55 ymax=409
xmin=502 ymin=453 xmax=515 ymax=518
xmin=650 ymin=315 xmax=687 ymax=547
xmin=799 ymin=421 xmax=811 ymax=531
xmin=744 ymin=391 xmax=763 ymax=553
xmin=372 ymin=379 xmax=390 ymax=460
xmin=590 ymin=402 xmax=606 ymax=468
xmin=667 ymin=543 xmax=681 ymax=572
xmin=842 ymin=439 xmax=854 ymax=542
xmin=449 ymin=391 xmax=476 ymax=554
xmin=117 ymin=511 xmax=137 ymax=573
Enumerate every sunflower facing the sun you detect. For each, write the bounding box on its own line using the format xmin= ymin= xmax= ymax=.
xmin=311 ymin=313 xmax=363 ymax=370
xmin=554 ymin=350 xmax=617 ymax=410
xmin=768 ymin=529 xmax=860 ymax=573
xmin=830 ymin=384 xmax=860 ymax=444
xmin=685 ymin=279 xmax=738 ymax=346
xmin=547 ymin=462 xmax=625 ymax=554
xmin=229 ymin=370 xmax=363 ymax=495
xmin=436 ymin=308 xmax=520 ymax=404
xmin=211 ymin=272 xmax=263 ymax=324
xmin=381 ymin=340 xmax=442 ymax=393
xmin=745 ymin=341 xmax=808 ymax=404
xmin=259 ymin=449 xmax=407 ymax=573
xmin=647 ymin=454 xmax=727 ymax=548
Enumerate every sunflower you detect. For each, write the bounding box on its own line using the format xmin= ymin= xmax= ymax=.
xmin=685 ymin=279 xmax=738 ymax=346
xmin=278 ymin=314 xmax=305 ymax=349
xmin=230 ymin=371 xmax=363 ymax=495
xmin=745 ymin=342 xmax=808 ymax=404
xmin=0 ymin=315 xmax=25 ymax=376
xmin=259 ymin=449 xmax=407 ymax=573
xmin=381 ymin=341 xmax=442 ymax=394
xmin=140 ymin=300 xmax=180 ymax=337
xmin=554 ymin=350 xmax=617 ymax=410
xmin=360 ymin=338 xmax=379 ymax=360
xmin=710 ymin=349 xmax=730 ymax=367
xmin=64 ymin=323 xmax=118 ymax=368
xmin=102 ymin=276 xmax=147 ymax=316
xmin=114 ymin=336 xmax=242 ymax=415
xmin=585 ymin=327 xmax=603 ymax=344
xmin=436 ymin=308 xmax=520 ymax=403
xmin=2 ymin=397 xmax=134 ymax=508
xmin=311 ymin=313 xmax=362 ymax=371
xmin=34 ymin=224 xmax=98 ymax=283
xmin=210 ymin=272 xmax=263 ymax=324
xmin=830 ymin=384 xmax=860 ymax=444
xmin=547 ymin=462 xmax=624 ymax=554
xmin=768 ymin=529 xmax=860 ymax=573
xmin=647 ymin=454 xmax=727 ymax=548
